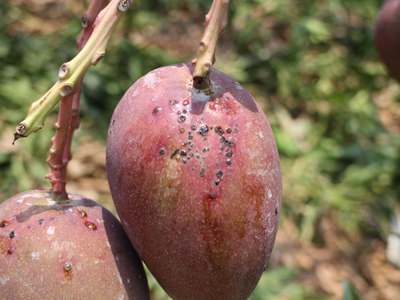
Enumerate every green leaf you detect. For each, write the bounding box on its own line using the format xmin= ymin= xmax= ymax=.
xmin=342 ymin=279 xmax=361 ymax=300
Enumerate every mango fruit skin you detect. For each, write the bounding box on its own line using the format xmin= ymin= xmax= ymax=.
xmin=107 ymin=63 xmax=282 ymax=300
xmin=0 ymin=190 xmax=150 ymax=300
xmin=375 ymin=0 xmax=400 ymax=82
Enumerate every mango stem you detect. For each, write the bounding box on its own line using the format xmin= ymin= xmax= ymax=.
xmin=192 ymin=0 xmax=230 ymax=89
xmin=62 ymin=0 xmax=108 ymax=170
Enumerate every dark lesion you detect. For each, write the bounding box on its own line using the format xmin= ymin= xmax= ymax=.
xmin=170 ymin=149 xmax=179 ymax=159
xmin=193 ymin=75 xmax=211 ymax=90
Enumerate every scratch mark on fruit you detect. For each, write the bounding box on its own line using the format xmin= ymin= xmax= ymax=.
xmin=171 ymin=149 xmax=179 ymax=159
xmin=245 ymin=122 xmax=252 ymax=129
xmin=0 ymin=274 xmax=10 ymax=285
xmin=46 ymin=226 xmax=55 ymax=235
xmin=61 ymin=241 xmax=72 ymax=251
xmin=235 ymin=83 xmax=244 ymax=90
xmin=143 ymin=72 xmax=162 ymax=89
xmin=131 ymin=89 xmax=140 ymax=97
xmin=31 ymin=252 xmax=40 ymax=260
xmin=117 ymin=272 xmax=123 ymax=284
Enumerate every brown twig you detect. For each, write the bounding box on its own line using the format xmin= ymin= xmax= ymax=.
xmin=45 ymin=0 xmax=110 ymax=201
xmin=45 ymin=94 xmax=74 ymax=201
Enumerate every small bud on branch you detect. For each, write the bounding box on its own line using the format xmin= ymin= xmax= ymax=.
xmin=58 ymin=63 xmax=70 ymax=79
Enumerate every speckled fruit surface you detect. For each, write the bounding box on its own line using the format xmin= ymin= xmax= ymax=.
xmin=0 ymin=189 xmax=150 ymax=300
xmin=106 ymin=63 xmax=282 ymax=300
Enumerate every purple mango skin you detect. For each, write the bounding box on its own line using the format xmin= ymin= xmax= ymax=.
xmin=375 ymin=0 xmax=400 ymax=82
xmin=106 ymin=63 xmax=282 ymax=300
xmin=0 ymin=190 xmax=150 ymax=300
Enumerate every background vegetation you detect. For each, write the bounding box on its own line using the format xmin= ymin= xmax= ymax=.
xmin=1 ymin=0 xmax=399 ymax=299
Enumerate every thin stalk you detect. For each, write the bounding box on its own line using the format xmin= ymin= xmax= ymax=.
xmin=62 ymin=77 xmax=83 ymax=166
xmin=192 ymin=0 xmax=230 ymax=89
xmin=44 ymin=0 xmax=111 ymax=201
xmin=45 ymin=95 xmax=74 ymax=201
xmin=63 ymin=0 xmax=107 ymax=166
xmin=13 ymin=0 xmax=132 ymax=142
xmin=79 ymin=0 xmax=109 ymax=41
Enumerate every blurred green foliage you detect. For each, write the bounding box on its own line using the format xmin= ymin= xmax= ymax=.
xmin=1 ymin=0 xmax=400 ymax=298
xmin=342 ymin=279 xmax=361 ymax=300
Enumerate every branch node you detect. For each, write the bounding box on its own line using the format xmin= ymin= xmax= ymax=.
xmin=16 ymin=122 xmax=28 ymax=135
xmin=199 ymin=42 xmax=206 ymax=52
xmin=71 ymin=108 xmax=79 ymax=117
xmin=118 ymin=0 xmax=132 ymax=12
xmin=92 ymin=52 xmax=105 ymax=66
xmin=81 ymin=15 xmax=89 ymax=28
xmin=59 ymin=84 xmax=74 ymax=97
xmin=58 ymin=63 xmax=70 ymax=79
